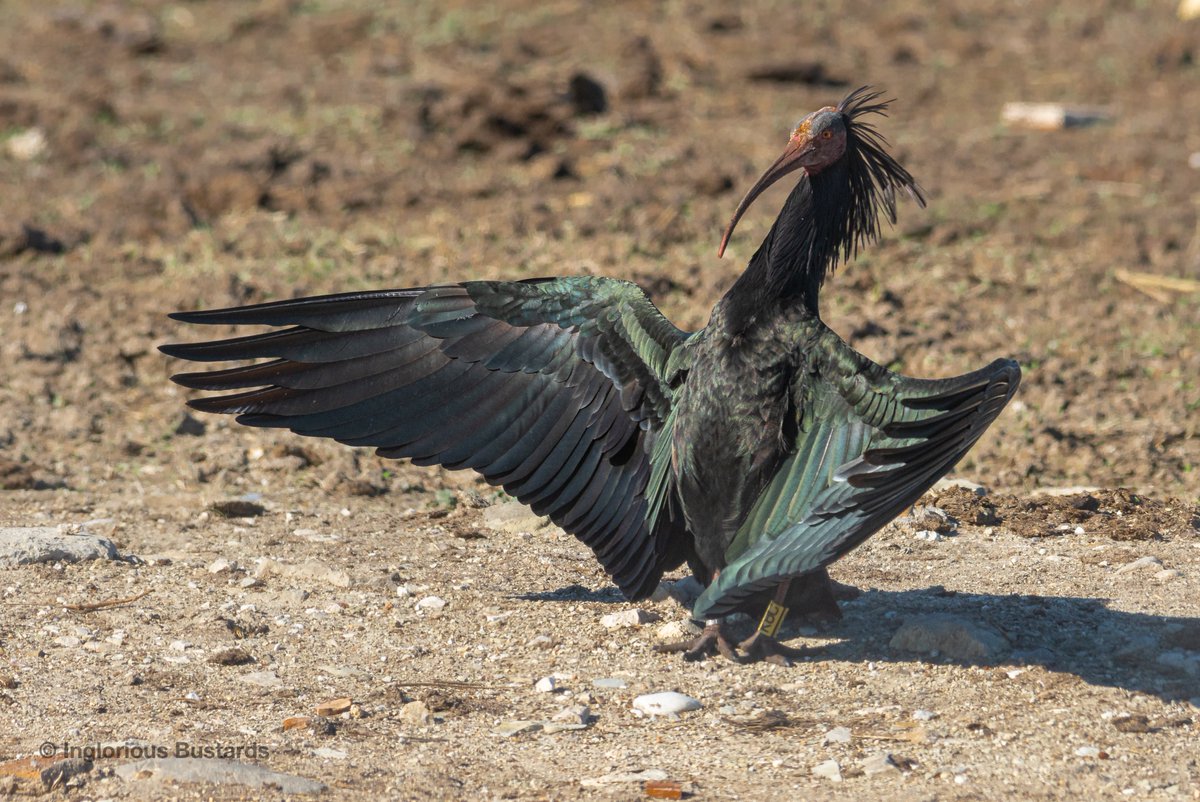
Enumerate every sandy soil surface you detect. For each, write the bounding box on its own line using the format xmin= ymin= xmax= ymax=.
xmin=0 ymin=0 xmax=1197 ymax=799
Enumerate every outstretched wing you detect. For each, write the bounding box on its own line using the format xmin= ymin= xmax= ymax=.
xmin=160 ymin=277 xmax=692 ymax=599
xmin=693 ymin=334 xmax=1020 ymax=620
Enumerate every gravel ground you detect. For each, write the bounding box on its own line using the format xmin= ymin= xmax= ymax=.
xmin=0 ymin=480 xmax=1197 ymax=800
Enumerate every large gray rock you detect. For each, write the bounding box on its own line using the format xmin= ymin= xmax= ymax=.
xmin=482 ymin=501 xmax=550 ymax=534
xmin=0 ymin=527 xmax=120 ymax=567
xmin=114 ymin=758 xmax=324 ymax=794
xmin=890 ymin=613 xmax=1010 ymax=662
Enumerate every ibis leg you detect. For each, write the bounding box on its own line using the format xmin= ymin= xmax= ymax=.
xmin=737 ymin=580 xmax=810 ymax=667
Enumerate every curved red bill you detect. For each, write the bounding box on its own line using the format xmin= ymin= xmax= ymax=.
xmin=717 ymin=133 xmax=816 ymax=258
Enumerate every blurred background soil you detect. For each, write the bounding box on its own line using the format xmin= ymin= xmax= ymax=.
xmin=0 ymin=0 xmax=1197 ymax=501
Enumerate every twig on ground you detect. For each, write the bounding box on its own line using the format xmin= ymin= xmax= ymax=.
xmin=63 ymin=589 xmax=153 ymax=612
xmin=391 ymin=680 xmax=517 ymax=690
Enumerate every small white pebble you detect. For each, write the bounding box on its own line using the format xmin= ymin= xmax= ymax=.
xmin=415 ymin=595 xmax=446 ymax=611
xmin=812 ymin=759 xmax=842 ymax=782
xmin=632 ymin=691 xmax=701 ymax=717
xmin=823 ymin=726 xmax=852 ymax=744
xmin=600 ymin=608 xmax=659 ymax=629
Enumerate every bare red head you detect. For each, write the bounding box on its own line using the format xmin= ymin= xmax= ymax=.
xmin=717 ymin=87 xmax=925 ymax=259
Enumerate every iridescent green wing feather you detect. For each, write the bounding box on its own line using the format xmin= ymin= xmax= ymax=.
xmin=693 ymin=331 xmax=1019 ymax=620
xmin=161 ymin=277 xmax=690 ymax=599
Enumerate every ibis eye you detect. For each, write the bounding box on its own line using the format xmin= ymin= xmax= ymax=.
xmin=821 ymin=130 xmax=833 ymax=140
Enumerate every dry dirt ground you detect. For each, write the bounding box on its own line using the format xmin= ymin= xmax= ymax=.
xmin=0 ymin=0 xmax=1199 ymax=799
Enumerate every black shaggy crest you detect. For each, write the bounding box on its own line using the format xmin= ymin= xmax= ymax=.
xmin=835 ymin=86 xmax=927 ymax=266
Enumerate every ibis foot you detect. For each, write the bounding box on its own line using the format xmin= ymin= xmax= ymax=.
xmin=654 ymin=621 xmax=741 ymax=662
xmin=737 ymin=631 xmax=809 ymax=667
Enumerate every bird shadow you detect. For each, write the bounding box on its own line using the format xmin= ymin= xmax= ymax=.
xmin=523 ymin=582 xmax=1200 ymax=703
xmin=511 ymin=583 xmax=627 ymax=603
xmin=795 ymin=586 xmax=1200 ymax=704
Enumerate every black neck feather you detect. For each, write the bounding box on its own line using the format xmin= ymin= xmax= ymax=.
xmin=720 ymin=160 xmax=853 ymax=332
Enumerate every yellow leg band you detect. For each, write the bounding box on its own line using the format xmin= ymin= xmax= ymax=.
xmin=758 ymin=599 xmax=788 ymax=638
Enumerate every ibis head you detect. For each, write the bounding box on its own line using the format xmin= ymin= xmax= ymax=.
xmin=718 ymin=87 xmax=926 ymax=259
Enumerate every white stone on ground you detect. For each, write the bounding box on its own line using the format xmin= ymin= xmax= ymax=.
xmin=552 ymin=705 xmax=590 ymax=725
xmin=400 ymin=700 xmax=432 ymax=726
xmin=823 ymin=726 xmax=852 ymax=744
xmin=592 ymin=677 xmax=628 ymax=689
xmin=656 ymin=619 xmax=701 ymax=641
xmin=600 ymin=608 xmax=660 ymax=628
xmin=415 ymin=595 xmax=446 ymax=612
xmin=632 ymin=691 xmax=701 ymax=717
xmin=1116 ymin=556 xmax=1162 ymax=575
